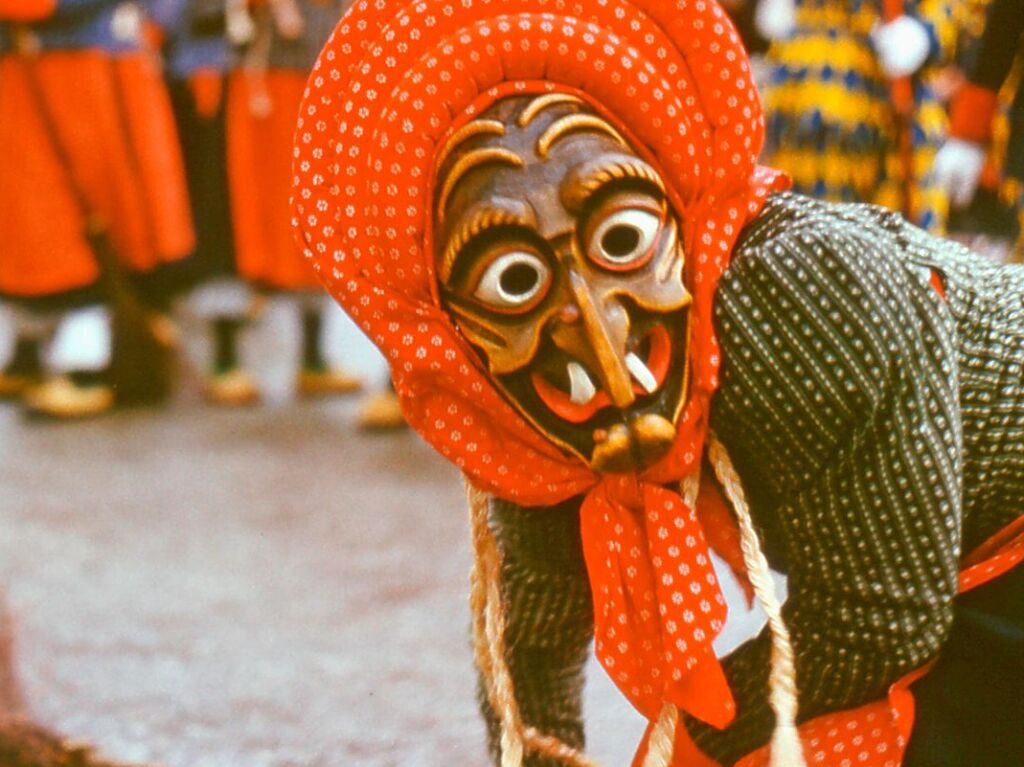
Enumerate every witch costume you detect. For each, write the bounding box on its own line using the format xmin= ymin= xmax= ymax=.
xmin=291 ymin=1 xmax=1024 ymax=765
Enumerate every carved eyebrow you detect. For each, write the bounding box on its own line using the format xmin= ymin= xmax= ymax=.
xmin=436 ymin=147 xmax=524 ymax=224
xmin=434 ymin=119 xmax=506 ymax=176
xmin=516 ymin=93 xmax=585 ymax=128
xmin=536 ymin=114 xmax=629 ymax=159
xmin=560 ymin=153 xmax=665 ymax=212
xmin=439 ymin=199 xmax=535 ymax=284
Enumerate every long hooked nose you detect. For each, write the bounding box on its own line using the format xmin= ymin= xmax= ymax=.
xmin=563 ymin=271 xmax=636 ymax=409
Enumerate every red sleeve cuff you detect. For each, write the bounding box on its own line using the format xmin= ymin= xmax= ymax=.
xmin=949 ymin=82 xmax=1000 ymax=144
xmin=0 ymin=0 xmax=57 ymax=21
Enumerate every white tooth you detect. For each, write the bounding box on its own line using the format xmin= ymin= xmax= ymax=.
xmin=567 ymin=361 xmax=597 ymax=405
xmin=626 ymin=352 xmax=658 ymax=394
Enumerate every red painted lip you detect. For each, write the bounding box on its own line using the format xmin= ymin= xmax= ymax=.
xmin=530 ymin=325 xmax=672 ymax=424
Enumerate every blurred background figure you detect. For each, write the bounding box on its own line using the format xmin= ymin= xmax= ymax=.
xmin=150 ymin=0 xmax=261 ymax=405
xmin=932 ymin=0 xmax=1023 ymax=262
xmin=0 ymin=0 xmax=193 ymax=419
xmin=755 ymin=0 xmax=956 ymax=232
xmin=212 ymin=0 xmax=402 ymax=423
xmin=195 ymin=0 xmax=363 ymax=406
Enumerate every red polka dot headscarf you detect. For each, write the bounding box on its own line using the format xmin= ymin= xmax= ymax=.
xmin=291 ymin=0 xmax=789 ymax=754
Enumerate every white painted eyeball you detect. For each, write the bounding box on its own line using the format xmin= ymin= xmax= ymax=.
xmin=474 ymin=251 xmax=550 ymax=310
xmin=589 ymin=208 xmax=661 ymax=268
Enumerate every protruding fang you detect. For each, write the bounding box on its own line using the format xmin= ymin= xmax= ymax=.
xmin=625 ymin=352 xmax=658 ymax=394
xmin=567 ymin=361 xmax=597 ymax=405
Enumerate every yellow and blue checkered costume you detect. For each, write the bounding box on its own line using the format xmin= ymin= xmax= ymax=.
xmin=760 ymin=0 xmax=957 ymax=232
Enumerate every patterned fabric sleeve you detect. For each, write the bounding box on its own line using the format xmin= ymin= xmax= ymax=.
xmin=686 ymin=195 xmax=964 ymax=764
xmin=480 ymin=496 xmax=593 ymax=767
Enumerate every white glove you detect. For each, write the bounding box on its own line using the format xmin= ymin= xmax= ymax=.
xmin=226 ymin=0 xmax=257 ymax=45
xmin=755 ymin=0 xmax=797 ymax=41
xmin=110 ymin=2 xmax=142 ymax=43
xmin=873 ymin=15 xmax=931 ymax=78
xmin=932 ymin=138 xmax=987 ymax=208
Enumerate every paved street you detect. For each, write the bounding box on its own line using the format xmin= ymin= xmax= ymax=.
xmin=0 ymin=303 xmax=768 ymax=767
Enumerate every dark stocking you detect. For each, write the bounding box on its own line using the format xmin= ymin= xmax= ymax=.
xmin=3 ymin=338 xmax=41 ymax=378
xmin=301 ymin=308 xmax=327 ymax=371
xmin=211 ymin=317 xmax=243 ymax=374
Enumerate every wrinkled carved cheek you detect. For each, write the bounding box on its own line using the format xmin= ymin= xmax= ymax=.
xmin=455 ymin=308 xmax=559 ymax=376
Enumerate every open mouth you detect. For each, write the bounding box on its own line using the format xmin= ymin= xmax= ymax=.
xmin=529 ymin=325 xmax=672 ymax=423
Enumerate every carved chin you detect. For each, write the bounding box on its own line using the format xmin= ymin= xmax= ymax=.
xmin=589 ymin=413 xmax=677 ymax=473
xmin=496 ymin=312 xmax=689 ymax=473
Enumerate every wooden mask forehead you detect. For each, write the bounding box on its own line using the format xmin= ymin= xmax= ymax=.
xmin=436 ymin=99 xmax=630 ymax=228
xmin=434 ymin=94 xmax=615 ymax=211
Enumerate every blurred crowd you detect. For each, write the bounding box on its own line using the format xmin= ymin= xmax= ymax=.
xmin=0 ymin=0 xmax=1021 ymax=423
xmin=731 ymin=0 xmax=1023 ymax=254
xmin=0 ymin=0 xmax=403 ymax=425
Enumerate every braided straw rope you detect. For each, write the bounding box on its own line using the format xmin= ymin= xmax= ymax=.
xmin=707 ymin=436 xmax=807 ymax=767
xmin=641 ymin=699 xmax=680 ymax=767
xmin=466 ymin=480 xmax=603 ymax=767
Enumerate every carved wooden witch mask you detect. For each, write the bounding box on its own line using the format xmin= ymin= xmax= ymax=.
xmin=434 ymin=95 xmax=693 ymax=473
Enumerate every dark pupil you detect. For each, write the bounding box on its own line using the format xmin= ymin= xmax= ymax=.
xmin=602 ymin=225 xmax=640 ymax=259
xmin=500 ymin=262 xmax=539 ymax=297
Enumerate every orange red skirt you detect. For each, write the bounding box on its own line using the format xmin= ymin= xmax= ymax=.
xmin=227 ymin=69 xmax=318 ymax=291
xmin=114 ymin=51 xmax=194 ymax=268
xmin=0 ymin=50 xmax=193 ymax=298
xmin=0 ymin=0 xmax=56 ymax=21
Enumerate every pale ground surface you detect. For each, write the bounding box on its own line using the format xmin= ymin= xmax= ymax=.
xmin=0 ymin=302 xmax=773 ymax=767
